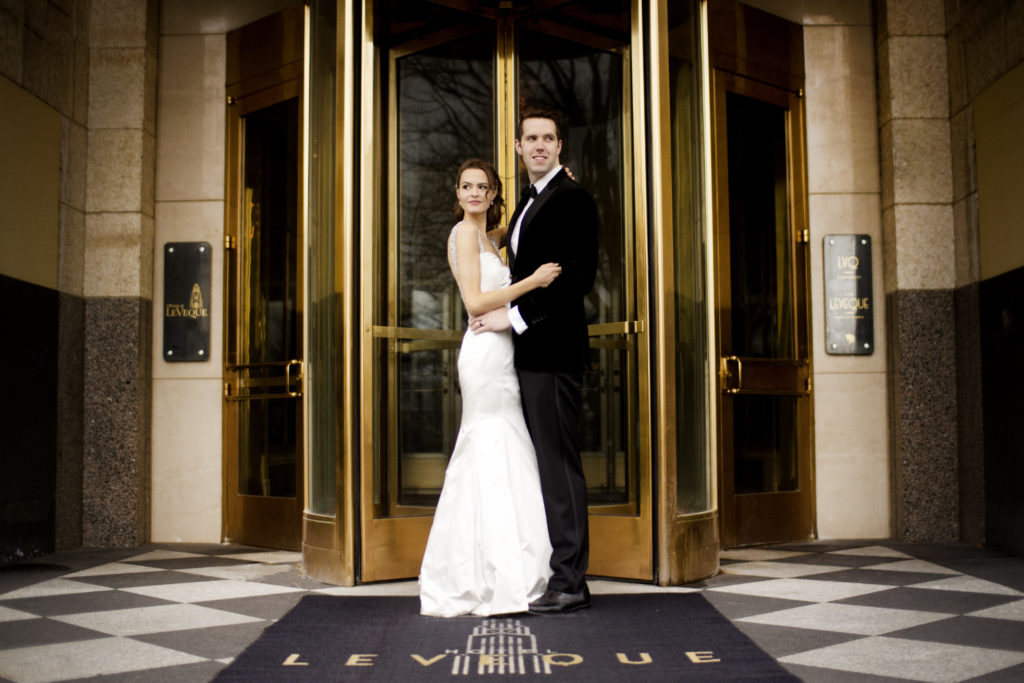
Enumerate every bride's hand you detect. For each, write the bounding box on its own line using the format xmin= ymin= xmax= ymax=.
xmin=563 ymin=165 xmax=576 ymax=181
xmin=528 ymin=262 xmax=561 ymax=288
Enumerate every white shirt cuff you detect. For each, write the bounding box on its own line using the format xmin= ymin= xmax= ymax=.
xmin=508 ymin=306 xmax=528 ymax=334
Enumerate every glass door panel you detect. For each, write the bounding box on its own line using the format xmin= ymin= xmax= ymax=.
xmin=713 ymin=69 xmax=813 ymax=548
xmin=361 ymin=0 xmax=651 ymax=582
xmin=224 ymin=47 xmax=304 ymax=549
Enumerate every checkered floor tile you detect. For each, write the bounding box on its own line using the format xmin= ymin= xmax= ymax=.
xmin=1 ymin=542 xmax=1022 ymax=682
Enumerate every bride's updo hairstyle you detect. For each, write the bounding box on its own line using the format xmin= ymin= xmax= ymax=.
xmin=453 ymin=158 xmax=504 ymax=228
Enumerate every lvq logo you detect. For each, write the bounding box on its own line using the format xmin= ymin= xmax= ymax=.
xmin=165 ymin=283 xmax=209 ymax=319
xmin=282 ymin=617 xmax=722 ymax=675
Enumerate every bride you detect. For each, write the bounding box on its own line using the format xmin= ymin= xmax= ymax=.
xmin=419 ymin=159 xmax=558 ymax=617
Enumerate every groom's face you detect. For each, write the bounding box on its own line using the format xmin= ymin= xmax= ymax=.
xmin=515 ymin=117 xmax=562 ymax=182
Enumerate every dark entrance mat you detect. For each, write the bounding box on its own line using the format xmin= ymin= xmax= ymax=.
xmin=216 ymin=593 xmax=797 ymax=681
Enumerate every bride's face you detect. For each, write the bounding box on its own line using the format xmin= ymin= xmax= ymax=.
xmin=457 ymin=168 xmax=496 ymax=218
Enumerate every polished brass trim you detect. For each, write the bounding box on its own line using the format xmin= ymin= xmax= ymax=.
xmin=700 ymin=0 xmax=720 ymax=517
xmin=301 ymin=4 xmax=312 ymax=514
xmin=337 ymin=0 xmax=359 ymax=586
xmin=647 ymin=0 xmax=675 ymax=585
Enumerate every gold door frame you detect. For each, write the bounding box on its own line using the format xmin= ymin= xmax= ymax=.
xmin=357 ymin=1 xmax=654 ymax=584
xmin=223 ymin=6 xmax=306 ymax=551
xmin=304 ymin=0 xmax=720 ymax=587
xmin=709 ymin=47 xmax=815 ymax=547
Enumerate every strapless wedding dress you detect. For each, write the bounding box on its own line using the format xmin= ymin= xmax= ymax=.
xmin=418 ymin=227 xmax=552 ymax=617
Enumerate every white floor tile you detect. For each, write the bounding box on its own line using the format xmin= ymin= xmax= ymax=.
xmin=862 ymin=560 xmax=961 ymax=575
xmin=122 ymin=550 xmax=203 ymax=562
xmin=178 ymin=564 xmax=293 ymax=581
xmin=587 ymin=580 xmax=699 ymax=594
xmin=779 ymin=636 xmax=1024 ymax=682
xmin=0 ymin=637 xmax=207 ymax=683
xmin=0 ymin=578 xmax=111 ymax=600
xmin=122 ymin=579 xmax=303 ymax=603
xmin=720 ymin=549 xmax=811 ymax=561
xmin=966 ymin=598 xmax=1024 ymax=621
xmin=721 ymin=561 xmax=841 ymax=579
xmin=708 ymin=578 xmax=891 ymax=603
xmin=220 ymin=551 xmax=302 ymax=564
xmin=912 ymin=575 xmax=1023 ymax=596
xmin=738 ymin=602 xmax=952 ymax=635
xmin=54 ymin=603 xmax=265 ymax=636
xmin=314 ymin=580 xmax=420 ymax=597
xmin=64 ymin=562 xmax=168 ymax=578
xmin=0 ymin=604 xmax=39 ymax=622
xmin=830 ymin=546 xmax=912 ymax=559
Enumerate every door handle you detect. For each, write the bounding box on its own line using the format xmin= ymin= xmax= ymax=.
xmin=225 ymin=359 xmax=303 ymax=400
xmin=721 ymin=355 xmax=743 ymax=394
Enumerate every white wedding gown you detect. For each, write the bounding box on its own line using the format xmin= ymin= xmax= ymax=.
xmin=419 ymin=227 xmax=553 ymax=617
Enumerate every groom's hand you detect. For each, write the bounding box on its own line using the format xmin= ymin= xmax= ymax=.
xmin=470 ymin=308 xmax=510 ymax=335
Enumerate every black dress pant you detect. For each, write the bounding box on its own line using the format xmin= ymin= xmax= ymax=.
xmin=517 ymin=369 xmax=589 ymax=593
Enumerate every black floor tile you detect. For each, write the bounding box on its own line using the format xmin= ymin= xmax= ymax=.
xmin=123 ymin=556 xmax=256 ymax=571
xmin=733 ymin=621 xmax=864 ymax=658
xmin=837 ymin=587 xmax=1019 ymax=615
xmin=64 ymin=660 xmax=227 ymax=683
xmin=968 ymin=661 xmax=1024 ymax=681
xmin=0 ymin=617 xmax=108 ymax=650
xmin=135 ymin=621 xmax=270 ymax=660
xmin=198 ymin=591 xmax=308 ymax=620
xmin=887 ymin=615 xmax=1024 ymax=653
xmin=0 ymin=589 xmax=173 ymax=617
xmin=71 ymin=570 xmax=217 ymax=590
xmin=805 ymin=567 xmax=956 ymax=586
xmin=782 ymin=662 xmax=908 ymax=682
xmin=702 ymin=590 xmax=813 ymax=620
xmin=775 ymin=553 xmax=907 ymax=569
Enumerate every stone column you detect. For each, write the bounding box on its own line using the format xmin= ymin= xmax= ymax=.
xmin=876 ymin=0 xmax=958 ymax=542
xmin=81 ymin=0 xmax=158 ymax=546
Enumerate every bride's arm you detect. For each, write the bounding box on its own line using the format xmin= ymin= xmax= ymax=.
xmin=487 ymin=225 xmax=508 ymax=248
xmin=452 ymin=222 xmax=559 ymax=317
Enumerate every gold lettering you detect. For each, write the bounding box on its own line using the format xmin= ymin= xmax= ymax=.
xmin=282 ymin=654 xmax=308 ymax=666
xmin=828 ymin=297 xmax=870 ymax=311
xmin=543 ymin=653 xmax=583 ymax=666
xmin=838 ymin=255 xmax=860 ymax=269
xmin=411 ymin=654 xmax=446 ymax=666
xmin=616 ymin=652 xmax=652 ymax=664
xmin=345 ymin=654 xmax=377 ymax=666
xmin=686 ymin=651 xmax=721 ymax=664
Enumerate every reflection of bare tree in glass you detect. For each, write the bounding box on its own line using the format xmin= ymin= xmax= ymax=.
xmin=518 ymin=39 xmax=625 ymax=330
xmin=398 ymin=35 xmax=494 ymax=330
xmin=394 ymin=34 xmax=494 ymax=500
xmin=518 ymin=33 xmax=629 ymax=503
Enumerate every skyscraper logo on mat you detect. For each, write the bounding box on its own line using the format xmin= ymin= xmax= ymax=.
xmin=446 ymin=618 xmax=578 ymax=675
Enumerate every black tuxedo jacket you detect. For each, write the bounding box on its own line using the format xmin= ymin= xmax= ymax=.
xmin=508 ymin=168 xmax=598 ymax=375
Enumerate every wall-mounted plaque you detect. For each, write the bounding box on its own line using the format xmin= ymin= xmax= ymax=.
xmin=824 ymin=234 xmax=873 ymax=355
xmin=163 ymin=242 xmax=211 ymax=362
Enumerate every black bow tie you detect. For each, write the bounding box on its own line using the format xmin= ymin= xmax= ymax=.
xmin=521 ymin=184 xmax=537 ymax=202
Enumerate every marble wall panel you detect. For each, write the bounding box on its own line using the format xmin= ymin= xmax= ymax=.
xmin=83 ymin=212 xmax=142 ymax=297
xmin=886 ymin=37 xmax=949 ymax=119
xmin=804 ymin=25 xmax=880 ymax=194
xmin=890 ymin=118 xmax=953 ymax=205
xmin=893 ymin=203 xmax=955 ymax=290
xmin=150 ymin=378 xmax=223 ymax=543
xmin=813 ymin=372 xmax=891 ymax=538
xmin=155 ymin=34 xmax=226 ymax=202
xmin=85 ymin=128 xmax=143 ymax=213
xmin=88 ymin=47 xmax=145 ymax=129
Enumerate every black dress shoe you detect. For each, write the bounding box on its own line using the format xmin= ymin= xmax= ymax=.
xmin=528 ymin=585 xmax=591 ymax=614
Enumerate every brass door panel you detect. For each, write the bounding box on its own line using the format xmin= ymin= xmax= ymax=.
xmin=711 ymin=54 xmax=814 ymax=548
xmin=223 ymin=8 xmax=305 ymax=551
xmin=360 ymin=0 xmax=652 ymax=583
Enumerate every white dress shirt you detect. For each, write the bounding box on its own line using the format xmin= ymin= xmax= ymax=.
xmin=508 ymin=165 xmax=562 ymax=334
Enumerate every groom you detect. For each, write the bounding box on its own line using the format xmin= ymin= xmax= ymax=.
xmin=471 ymin=109 xmax=599 ymax=614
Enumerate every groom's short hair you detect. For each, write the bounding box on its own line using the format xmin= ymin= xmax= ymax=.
xmin=516 ymin=108 xmax=562 ymax=140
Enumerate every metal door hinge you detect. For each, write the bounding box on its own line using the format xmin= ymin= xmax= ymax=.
xmin=225 ymin=235 xmax=236 ymax=250
xmin=797 ymin=228 xmax=809 ymax=244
